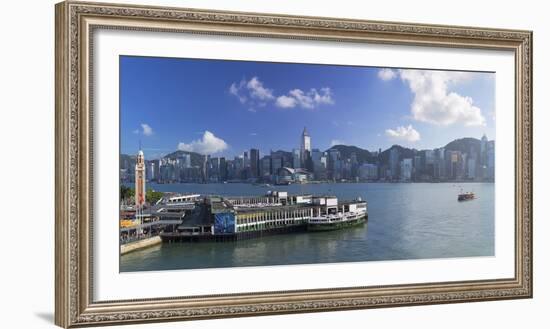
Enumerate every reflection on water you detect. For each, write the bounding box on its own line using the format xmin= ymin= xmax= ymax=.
xmin=120 ymin=183 xmax=494 ymax=272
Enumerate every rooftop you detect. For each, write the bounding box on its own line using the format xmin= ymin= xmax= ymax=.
xmin=207 ymin=193 xmax=366 ymax=213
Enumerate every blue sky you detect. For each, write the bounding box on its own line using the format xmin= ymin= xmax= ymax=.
xmin=120 ymin=56 xmax=495 ymax=159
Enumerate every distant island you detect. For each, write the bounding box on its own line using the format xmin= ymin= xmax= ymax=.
xmin=120 ymin=129 xmax=495 ymax=185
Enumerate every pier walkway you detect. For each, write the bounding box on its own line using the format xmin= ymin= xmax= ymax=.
xmin=119 ymin=219 xmax=182 ymax=234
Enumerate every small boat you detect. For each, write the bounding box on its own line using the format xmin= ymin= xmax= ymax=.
xmin=458 ymin=192 xmax=475 ymax=201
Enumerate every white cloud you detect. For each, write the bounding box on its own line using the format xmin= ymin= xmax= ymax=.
xmin=313 ymin=87 xmax=334 ymax=105
xmin=230 ymin=77 xmax=334 ymax=111
xmin=385 ymin=125 xmax=421 ymax=142
xmin=177 ymin=131 xmax=228 ymax=155
xmin=330 ymin=139 xmax=346 ymax=146
xmin=378 ymin=68 xmax=396 ymax=81
xmin=229 ymin=76 xmax=273 ymax=107
xmin=229 ymin=81 xmax=247 ymax=104
xmin=246 ymin=77 xmax=274 ymax=100
xmin=398 ymin=69 xmax=485 ymax=126
xmin=133 ymin=124 xmax=153 ymax=136
xmin=276 ymin=87 xmax=334 ymax=109
xmin=249 ymin=132 xmax=258 ymax=136
xmin=275 ymin=95 xmax=297 ymax=108
xmin=140 ymin=123 xmax=153 ymax=136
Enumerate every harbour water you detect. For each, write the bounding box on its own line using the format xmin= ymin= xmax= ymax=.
xmin=120 ymin=182 xmax=494 ymax=272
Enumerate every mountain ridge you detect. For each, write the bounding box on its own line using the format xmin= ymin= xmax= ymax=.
xmin=120 ymin=137 xmax=494 ymax=165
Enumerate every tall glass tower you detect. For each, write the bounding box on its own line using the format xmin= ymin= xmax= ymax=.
xmin=300 ymin=127 xmax=311 ymax=168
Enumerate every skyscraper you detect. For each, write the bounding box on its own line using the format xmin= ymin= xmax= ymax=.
xmin=147 ymin=161 xmax=155 ymax=181
xmin=292 ymin=149 xmax=301 ymax=169
xmin=135 ymin=149 xmax=146 ymax=208
xmin=400 ymin=158 xmax=413 ymax=181
xmin=270 ymin=151 xmax=283 ymax=174
xmin=413 ymin=155 xmax=422 ymax=180
xmin=328 ymin=149 xmax=341 ymax=180
xmin=202 ymin=155 xmax=209 ymax=183
xmin=219 ymin=157 xmax=227 ymax=181
xmin=480 ymin=133 xmax=488 ymax=166
xmin=250 ymin=148 xmax=260 ymax=178
xmin=300 ymin=127 xmax=311 ymax=168
xmin=243 ymin=151 xmax=249 ymax=168
xmin=468 ymin=158 xmax=477 ymax=179
xmin=260 ymin=155 xmax=271 ymax=177
xmin=389 ymin=147 xmax=400 ymax=179
xmin=181 ymin=154 xmax=191 ymax=168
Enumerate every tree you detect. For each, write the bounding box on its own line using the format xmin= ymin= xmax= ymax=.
xmin=146 ymin=189 xmax=163 ymax=205
xmin=120 ymin=185 xmax=134 ymax=202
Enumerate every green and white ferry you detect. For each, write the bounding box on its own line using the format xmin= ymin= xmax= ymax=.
xmin=307 ymin=197 xmax=367 ymax=231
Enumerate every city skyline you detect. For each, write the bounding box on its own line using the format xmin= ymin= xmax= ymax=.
xmin=123 ymin=129 xmax=494 ymax=160
xmin=120 ymin=56 xmax=496 ymax=160
xmin=120 ymin=128 xmax=495 ymax=185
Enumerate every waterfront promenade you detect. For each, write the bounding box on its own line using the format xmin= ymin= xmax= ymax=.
xmin=120 ymin=182 xmax=495 ymax=271
xmin=120 ymin=190 xmax=367 ymax=249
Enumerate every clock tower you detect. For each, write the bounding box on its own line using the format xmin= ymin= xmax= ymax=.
xmin=135 ymin=148 xmax=146 ymax=208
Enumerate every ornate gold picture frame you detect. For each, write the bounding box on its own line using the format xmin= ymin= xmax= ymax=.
xmin=55 ymin=1 xmax=532 ymax=327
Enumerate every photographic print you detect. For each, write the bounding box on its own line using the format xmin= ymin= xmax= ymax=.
xmin=56 ymin=3 xmax=532 ymax=326
xmin=119 ymin=56 xmax=496 ymax=272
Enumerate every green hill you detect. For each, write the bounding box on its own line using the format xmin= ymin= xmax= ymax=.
xmin=325 ymin=144 xmax=376 ymax=163
xmin=444 ymin=137 xmax=481 ymax=154
xmin=379 ymin=144 xmax=418 ymax=166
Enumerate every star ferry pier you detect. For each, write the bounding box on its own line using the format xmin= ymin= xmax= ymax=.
xmin=159 ymin=191 xmax=368 ymax=242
